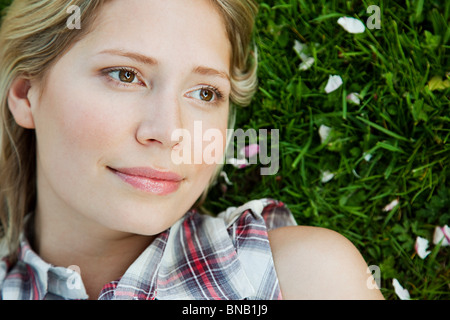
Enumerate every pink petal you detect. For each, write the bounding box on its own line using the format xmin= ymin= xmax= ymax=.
xmin=220 ymin=183 xmax=228 ymax=194
xmin=227 ymin=157 xmax=249 ymax=169
xmin=346 ymin=92 xmax=361 ymax=105
xmin=243 ymin=144 xmax=260 ymax=158
xmin=433 ymin=225 xmax=450 ymax=246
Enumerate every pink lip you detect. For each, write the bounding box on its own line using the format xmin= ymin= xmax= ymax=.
xmin=109 ymin=167 xmax=183 ymax=195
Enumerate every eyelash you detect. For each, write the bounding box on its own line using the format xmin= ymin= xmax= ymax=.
xmin=102 ymin=67 xmax=145 ymax=88
xmin=101 ymin=67 xmax=226 ymax=105
xmin=190 ymin=85 xmax=224 ymax=105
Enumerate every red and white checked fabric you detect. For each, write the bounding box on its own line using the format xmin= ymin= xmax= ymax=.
xmin=0 ymin=198 xmax=296 ymax=300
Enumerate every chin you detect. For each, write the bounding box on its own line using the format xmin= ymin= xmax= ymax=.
xmin=104 ymin=205 xmax=186 ymax=236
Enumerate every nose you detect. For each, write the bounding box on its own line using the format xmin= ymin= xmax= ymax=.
xmin=135 ymin=90 xmax=183 ymax=149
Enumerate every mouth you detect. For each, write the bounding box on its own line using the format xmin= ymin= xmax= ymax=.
xmin=108 ymin=166 xmax=183 ymax=195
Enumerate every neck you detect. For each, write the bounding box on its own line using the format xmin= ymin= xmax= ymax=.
xmin=33 ymin=203 xmax=154 ymax=299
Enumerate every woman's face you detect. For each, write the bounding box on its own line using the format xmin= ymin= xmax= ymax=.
xmin=30 ymin=0 xmax=231 ymax=235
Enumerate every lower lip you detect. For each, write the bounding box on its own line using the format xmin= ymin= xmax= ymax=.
xmin=111 ymin=169 xmax=182 ymax=195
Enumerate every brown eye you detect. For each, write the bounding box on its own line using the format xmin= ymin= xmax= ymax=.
xmin=186 ymin=86 xmax=222 ymax=104
xmin=119 ymin=70 xmax=136 ymax=83
xmin=200 ymin=88 xmax=214 ymax=102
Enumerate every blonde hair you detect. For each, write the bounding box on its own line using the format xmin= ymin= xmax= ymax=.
xmin=0 ymin=0 xmax=259 ymax=260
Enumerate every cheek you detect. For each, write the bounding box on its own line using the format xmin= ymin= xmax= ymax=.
xmin=190 ymin=113 xmax=228 ymax=184
xmin=174 ymin=108 xmax=228 ymax=167
xmin=201 ymin=125 xmax=227 ymax=165
xmin=202 ymin=110 xmax=229 ymax=166
xmin=173 ymin=109 xmax=228 ymax=194
xmin=36 ymin=83 xmax=124 ymax=159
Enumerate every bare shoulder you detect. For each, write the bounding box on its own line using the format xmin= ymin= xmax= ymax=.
xmin=268 ymin=226 xmax=384 ymax=300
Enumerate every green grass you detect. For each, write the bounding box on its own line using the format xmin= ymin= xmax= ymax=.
xmin=205 ymin=0 xmax=449 ymax=300
xmin=1 ymin=0 xmax=449 ymax=300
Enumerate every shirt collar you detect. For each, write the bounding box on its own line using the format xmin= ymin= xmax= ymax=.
xmin=13 ymin=228 xmax=173 ymax=300
xmin=17 ymin=236 xmax=89 ymax=300
xmin=107 ymin=230 xmax=170 ymax=300
xmin=3 ymin=210 xmax=180 ymax=300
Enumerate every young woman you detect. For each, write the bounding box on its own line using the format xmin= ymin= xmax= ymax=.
xmin=0 ymin=0 xmax=384 ymax=300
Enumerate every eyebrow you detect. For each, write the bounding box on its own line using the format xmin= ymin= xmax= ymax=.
xmin=98 ymin=49 xmax=230 ymax=82
xmin=192 ymin=66 xmax=230 ymax=82
xmin=99 ymin=49 xmax=158 ymax=66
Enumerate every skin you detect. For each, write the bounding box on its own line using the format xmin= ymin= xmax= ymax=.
xmin=269 ymin=227 xmax=385 ymax=299
xmin=7 ymin=0 xmax=384 ymax=300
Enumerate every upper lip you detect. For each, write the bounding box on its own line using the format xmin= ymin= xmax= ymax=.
xmin=110 ymin=166 xmax=183 ymax=182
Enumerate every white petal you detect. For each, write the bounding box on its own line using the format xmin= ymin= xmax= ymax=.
xmin=363 ymin=153 xmax=373 ymax=162
xmin=352 ymin=169 xmax=361 ymax=179
xmin=294 ymin=40 xmax=315 ymax=70
xmin=433 ymin=225 xmax=450 ymax=246
xmin=227 ymin=157 xmax=249 ymax=169
xmin=337 ymin=17 xmax=366 ymax=34
xmin=299 ymin=57 xmax=315 ymax=71
xmin=382 ymin=199 xmax=399 ymax=212
xmin=321 ymin=170 xmax=335 ymax=183
xmin=293 ymin=40 xmax=308 ymax=57
xmin=346 ymin=92 xmax=361 ymax=105
xmin=325 ymin=75 xmax=343 ymax=93
xmin=219 ymin=171 xmax=233 ymax=186
xmin=318 ymin=125 xmax=332 ymax=144
xmin=415 ymin=236 xmax=431 ymax=259
xmin=392 ymin=279 xmax=410 ymax=300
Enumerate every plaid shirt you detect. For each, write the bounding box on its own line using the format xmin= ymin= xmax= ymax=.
xmin=0 ymin=198 xmax=296 ymax=300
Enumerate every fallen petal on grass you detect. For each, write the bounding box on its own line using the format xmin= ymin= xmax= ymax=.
xmin=433 ymin=225 xmax=450 ymax=246
xmin=299 ymin=57 xmax=315 ymax=71
xmin=320 ymin=170 xmax=335 ymax=183
xmin=219 ymin=171 xmax=233 ymax=186
xmin=293 ymin=40 xmax=308 ymax=58
xmin=325 ymin=75 xmax=343 ymax=93
xmin=240 ymin=143 xmax=260 ymax=158
xmin=363 ymin=153 xmax=373 ymax=162
xmin=346 ymin=92 xmax=361 ymax=105
xmin=415 ymin=236 xmax=431 ymax=259
xmin=318 ymin=124 xmax=332 ymax=144
xmin=293 ymin=40 xmax=315 ymax=71
xmin=227 ymin=157 xmax=249 ymax=169
xmin=382 ymin=199 xmax=399 ymax=212
xmin=337 ymin=17 xmax=366 ymax=34
xmin=392 ymin=279 xmax=410 ymax=300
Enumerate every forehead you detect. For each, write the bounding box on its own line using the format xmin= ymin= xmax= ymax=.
xmin=80 ymin=0 xmax=231 ymax=71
